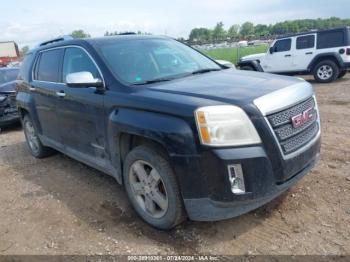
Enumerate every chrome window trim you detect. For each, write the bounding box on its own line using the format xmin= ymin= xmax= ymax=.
xmin=31 ymin=45 xmax=105 ymax=87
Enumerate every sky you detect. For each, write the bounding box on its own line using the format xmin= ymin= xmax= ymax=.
xmin=0 ymin=0 xmax=349 ymax=48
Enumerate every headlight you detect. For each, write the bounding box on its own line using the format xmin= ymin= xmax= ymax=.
xmin=195 ymin=105 xmax=261 ymax=146
xmin=0 ymin=95 xmax=7 ymax=103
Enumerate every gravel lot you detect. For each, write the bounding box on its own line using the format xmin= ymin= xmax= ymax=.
xmin=0 ymin=75 xmax=349 ymax=255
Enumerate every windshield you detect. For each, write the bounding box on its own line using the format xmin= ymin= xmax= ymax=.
xmin=95 ymin=38 xmax=221 ymax=85
xmin=0 ymin=69 xmax=19 ymax=84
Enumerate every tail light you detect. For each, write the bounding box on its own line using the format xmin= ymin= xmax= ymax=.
xmin=347 ymin=48 xmax=350 ymax=55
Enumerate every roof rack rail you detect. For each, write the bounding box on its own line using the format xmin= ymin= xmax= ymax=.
xmin=38 ymin=35 xmax=74 ymax=47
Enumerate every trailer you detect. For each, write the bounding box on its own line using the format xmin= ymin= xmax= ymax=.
xmin=0 ymin=42 xmax=19 ymax=67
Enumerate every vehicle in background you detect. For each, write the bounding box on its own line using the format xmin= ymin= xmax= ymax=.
xmin=238 ymin=27 xmax=350 ymax=83
xmin=215 ymin=59 xmax=236 ymax=69
xmin=17 ymin=35 xmax=320 ymax=230
xmin=0 ymin=68 xmax=20 ymax=126
xmin=0 ymin=42 xmax=20 ymax=67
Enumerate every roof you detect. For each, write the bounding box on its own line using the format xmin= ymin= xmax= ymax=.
xmin=276 ymin=26 xmax=350 ymax=39
xmin=31 ymin=35 xmax=169 ymax=53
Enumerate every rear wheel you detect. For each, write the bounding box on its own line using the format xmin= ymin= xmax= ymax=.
xmin=240 ymin=65 xmax=255 ymax=71
xmin=313 ymin=60 xmax=339 ymax=83
xmin=338 ymin=70 xmax=347 ymax=79
xmin=123 ymin=145 xmax=185 ymax=230
xmin=23 ymin=115 xmax=54 ymax=158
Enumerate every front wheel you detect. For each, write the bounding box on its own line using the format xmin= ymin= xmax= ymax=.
xmin=123 ymin=145 xmax=185 ymax=230
xmin=313 ymin=60 xmax=339 ymax=83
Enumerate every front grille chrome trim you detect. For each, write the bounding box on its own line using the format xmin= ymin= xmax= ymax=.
xmin=262 ymin=94 xmax=321 ymax=160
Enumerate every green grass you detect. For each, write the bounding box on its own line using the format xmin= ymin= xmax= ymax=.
xmin=202 ymin=45 xmax=269 ymax=65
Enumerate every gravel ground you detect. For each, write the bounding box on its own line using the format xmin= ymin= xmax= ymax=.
xmin=0 ymin=75 xmax=349 ymax=255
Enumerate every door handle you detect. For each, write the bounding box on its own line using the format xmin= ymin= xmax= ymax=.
xmin=305 ymin=52 xmax=313 ymax=55
xmin=29 ymin=87 xmax=36 ymax=91
xmin=56 ymin=91 xmax=66 ymax=97
xmin=285 ymin=54 xmax=291 ymax=57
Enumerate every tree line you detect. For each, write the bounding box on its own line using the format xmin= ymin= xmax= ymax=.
xmin=188 ymin=17 xmax=350 ymax=43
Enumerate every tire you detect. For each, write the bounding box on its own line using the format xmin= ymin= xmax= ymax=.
xmin=123 ymin=145 xmax=185 ymax=230
xmin=23 ymin=115 xmax=54 ymax=158
xmin=240 ymin=65 xmax=255 ymax=71
xmin=338 ymin=70 xmax=347 ymax=79
xmin=313 ymin=60 xmax=339 ymax=83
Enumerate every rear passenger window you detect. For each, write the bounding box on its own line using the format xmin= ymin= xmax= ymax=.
xmin=36 ymin=49 xmax=62 ymax=82
xmin=317 ymin=31 xmax=345 ymax=49
xmin=296 ymin=35 xmax=315 ymax=49
xmin=273 ymin=39 xmax=291 ymax=52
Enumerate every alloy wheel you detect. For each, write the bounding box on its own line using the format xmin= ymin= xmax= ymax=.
xmin=129 ymin=160 xmax=169 ymax=219
xmin=317 ymin=65 xmax=333 ymax=80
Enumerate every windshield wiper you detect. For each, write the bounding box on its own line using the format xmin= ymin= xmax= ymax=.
xmin=191 ymin=68 xmax=221 ymax=75
xmin=132 ymin=77 xmax=173 ymax=85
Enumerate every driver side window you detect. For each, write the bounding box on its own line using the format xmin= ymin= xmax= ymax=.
xmin=62 ymin=47 xmax=100 ymax=83
xmin=273 ymin=39 xmax=292 ymax=52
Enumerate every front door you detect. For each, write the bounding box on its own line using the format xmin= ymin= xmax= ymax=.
xmin=56 ymin=47 xmax=106 ymax=163
xmin=262 ymin=38 xmax=294 ymax=73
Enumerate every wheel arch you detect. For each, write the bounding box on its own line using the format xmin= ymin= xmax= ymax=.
xmin=238 ymin=60 xmax=264 ymax=72
xmin=107 ymin=108 xmax=198 ymax=184
xmin=308 ymin=53 xmax=343 ymax=72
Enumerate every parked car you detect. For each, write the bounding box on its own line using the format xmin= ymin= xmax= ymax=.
xmin=238 ymin=27 xmax=350 ymax=83
xmin=0 ymin=68 xmax=19 ymax=126
xmin=16 ymin=35 xmax=320 ymax=229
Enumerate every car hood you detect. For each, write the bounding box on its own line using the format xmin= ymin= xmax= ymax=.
xmin=0 ymin=80 xmax=16 ymax=93
xmin=147 ymin=69 xmax=309 ymax=107
xmin=240 ymin=53 xmax=266 ymax=61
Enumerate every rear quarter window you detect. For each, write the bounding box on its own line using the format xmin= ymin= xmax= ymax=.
xmin=317 ymin=31 xmax=345 ymax=49
xmin=18 ymin=53 xmax=34 ymax=82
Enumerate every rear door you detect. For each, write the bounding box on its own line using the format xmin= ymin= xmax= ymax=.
xmin=262 ymin=38 xmax=294 ymax=72
xmin=292 ymin=34 xmax=316 ymax=71
xmin=31 ymin=48 xmax=64 ymax=147
xmin=56 ymin=46 xmax=106 ymax=163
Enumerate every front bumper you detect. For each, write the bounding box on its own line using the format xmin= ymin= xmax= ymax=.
xmin=342 ymin=62 xmax=350 ymax=70
xmin=171 ymin=135 xmax=321 ymax=221
xmin=0 ymin=113 xmax=20 ymax=126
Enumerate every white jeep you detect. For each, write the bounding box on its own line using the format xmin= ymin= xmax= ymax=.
xmin=238 ymin=27 xmax=350 ymax=83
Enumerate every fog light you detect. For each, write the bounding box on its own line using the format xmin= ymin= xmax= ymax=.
xmin=227 ymin=164 xmax=246 ymax=194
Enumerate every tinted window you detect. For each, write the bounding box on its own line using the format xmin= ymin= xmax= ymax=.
xmin=19 ymin=53 xmax=33 ymax=82
xmin=317 ymin=31 xmax=345 ymax=49
xmin=62 ymin=47 xmax=100 ymax=82
xmin=95 ymin=38 xmax=221 ymax=85
xmin=36 ymin=49 xmax=62 ymax=82
xmin=0 ymin=69 xmax=19 ymax=84
xmin=273 ymin=39 xmax=291 ymax=52
xmin=296 ymin=35 xmax=315 ymax=49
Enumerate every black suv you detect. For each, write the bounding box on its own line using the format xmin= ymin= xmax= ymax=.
xmin=16 ymin=35 xmax=321 ymax=229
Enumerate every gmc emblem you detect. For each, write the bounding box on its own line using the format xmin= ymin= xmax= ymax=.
xmin=292 ymin=107 xmax=314 ymax=128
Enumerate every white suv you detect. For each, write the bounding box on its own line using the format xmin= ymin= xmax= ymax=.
xmin=238 ymin=27 xmax=350 ymax=83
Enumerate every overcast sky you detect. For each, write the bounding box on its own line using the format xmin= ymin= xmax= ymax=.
xmin=1 ymin=0 xmax=349 ymax=47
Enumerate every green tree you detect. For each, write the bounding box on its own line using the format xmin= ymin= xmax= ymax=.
xmin=240 ymin=22 xmax=254 ymax=37
xmin=254 ymin=24 xmax=269 ymax=37
xmin=227 ymin=24 xmax=240 ymax=39
xmin=212 ymin=22 xmax=226 ymax=41
xmin=189 ymin=28 xmax=212 ymax=42
xmin=71 ymin=30 xmax=91 ymax=39
xmin=20 ymin=46 xmax=30 ymax=57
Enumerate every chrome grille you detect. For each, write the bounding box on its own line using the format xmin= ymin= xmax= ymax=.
xmin=267 ymin=97 xmax=319 ymax=155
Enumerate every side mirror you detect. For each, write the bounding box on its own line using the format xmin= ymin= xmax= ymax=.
xmin=269 ymin=47 xmax=274 ymax=54
xmin=66 ymin=72 xmax=104 ymax=89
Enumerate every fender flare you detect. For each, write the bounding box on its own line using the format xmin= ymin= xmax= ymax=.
xmin=106 ymin=108 xmax=198 ymax=183
xmin=238 ymin=60 xmax=264 ymax=72
xmin=307 ymin=52 xmax=344 ymax=72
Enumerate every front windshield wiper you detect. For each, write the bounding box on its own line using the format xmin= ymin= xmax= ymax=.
xmin=132 ymin=77 xmax=173 ymax=85
xmin=191 ymin=68 xmax=221 ymax=75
